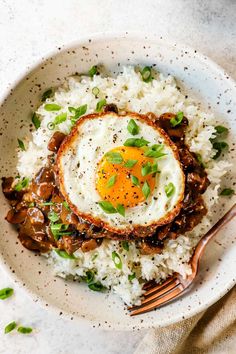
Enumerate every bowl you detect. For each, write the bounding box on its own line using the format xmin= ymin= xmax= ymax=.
xmin=0 ymin=33 xmax=235 ymax=330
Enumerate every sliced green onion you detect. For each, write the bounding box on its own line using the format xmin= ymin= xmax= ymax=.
xmin=48 ymin=211 xmax=60 ymax=223
xmin=91 ymin=253 xmax=98 ymax=261
xmin=96 ymin=99 xmax=107 ymax=112
xmin=124 ymin=159 xmax=138 ymax=168
xmin=151 ymin=163 xmax=159 ymax=174
xmin=50 ymin=223 xmax=70 ymax=241
xmin=215 ymin=125 xmax=229 ymax=135
xmin=220 ymin=188 xmax=234 ymax=196
xmin=92 ymin=87 xmax=100 ymax=97
xmin=70 ymin=104 xmax=87 ymax=124
xmin=131 ymin=175 xmax=140 ymax=186
xmin=54 ymin=112 xmax=67 ymax=125
xmin=54 ymin=249 xmax=76 ymax=259
xmin=44 ymin=103 xmax=61 ymax=111
xmin=142 ymin=181 xmax=150 ymax=199
xmin=14 ymin=177 xmax=29 ymax=192
xmin=40 ymin=201 xmax=55 ymax=206
xmin=41 ymin=88 xmax=53 ymax=102
xmin=142 ymin=162 xmax=159 ymax=176
xmin=170 ymin=112 xmax=184 ymax=127
xmin=32 ymin=112 xmax=41 ymax=129
xmin=112 ymin=251 xmax=122 ymax=269
xmin=165 ymin=182 xmax=175 ymax=197
xmin=212 ymin=141 xmax=229 ymax=159
xmin=4 ymin=321 xmax=17 ymax=334
xmin=122 ymin=241 xmax=129 ymax=251
xmin=140 ymin=66 xmax=153 ymax=83
xmin=127 ymin=119 xmax=140 ymax=135
xmin=195 ymin=153 xmax=206 ymax=168
xmin=105 ymin=151 xmax=123 ymax=164
xmin=88 ymin=282 xmax=105 ymax=292
xmin=84 ymin=270 xmax=95 ymax=283
xmin=128 ymin=273 xmax=136 ymax=281
xmin=62 ymin=201 xmax=70 ymax=210
xmin=144 ymin=144 xmax=166 ymax=158
xmin=47 ymin=122 xmax=55 ymax=130
xmin=141 ymin=162 xmax=152 ymax=176
xmin=124 ymin=137 xmax=149 ymax=147
xmin=97 ymin=201 xmax=117 ymax=214
xmin=117 ymin=204 xmax=125 ymax=217
xmin=17 ymin=326 xmax=33 ymax=334
xmin=88 ymin=66 xmax=97 ymax=77
xmin=28 ymin=202 xmax=35 ymax=207
xmin=17 ymin=139 xmax=25 ymax=151
xmin=0 ymin=288 xmax=14 ymax=300
xmin=106 ymin=174 xmax=117 ymax=188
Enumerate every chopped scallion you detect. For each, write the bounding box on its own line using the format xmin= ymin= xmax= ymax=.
xmin=117 ymin=204 xmax=125 ymax=217
xmin=92 ymin=87 xmax=100 ymax=97
xmin=53 ymin=112 xmax=67 ymax=125
xmin=122 ymin=241 xmax=129 ymax=251
xmin=41 ymin=88 xmax=53 ymax=102
xmin=105 ymin=151 xmax=123 ymax=164
xmin=47 ymin=122 xmax=55 ymax=130
xmin=128 ymin=273 xmax=136 ymax=281
xmin=17 ymin=327 xmax=33 ymax=334
xmin=88 ymin=66 xmax=97 ymax=77
xmin=127 ymin=119 xmax=140 ymax=135
xmin=17 ymin=139 xmax=25 ymax=151
xmin=124 ymin=159 xmax=138 ymax=168
xmin=97 ymin=201 xmax=117 ymax=214
xmin=4 ymin=321 xmax=17 ymax=334
xmin=220 ymin=188 xmax=234 ymax=196
xmin=88 ymin=282 xmax=105 ymax=292
xmin=124 ymin=137 xmax=149 ymax=147
xmin=54 ymin=249 xmax=76 ymax=259
xmin=112 ymin=251 xmax=122 ymax=269
xmin=142 ymin=181 xmax=150 ymax=199
xmin=131 ymin=175 xmax=140 ymax=186
xmin=215 ymin=125 xmax=229 ymax=135
xmin=140 ymin=66 xmax=153 ymax=83
xmin=48 ymin=211 xmax=60 ymax=223
xmin=44 ymin=103 xmax=61 ymax=111
xmin=0 ymin=287 xmax=14 ymax=300
xmin=165 ymin=182 xmax=175 ymax=197
xmin=170 ymin=112 xmax=184 ymax=127
xmin=32 ymin=112 xmax=41 ymax=129
xmin=106 ymin=174 xmax=117 ymax=188
xmin=14 ymin=177 xmax=29 ymax=192
xmin=96 ymin=99 xmax=107 ymax=112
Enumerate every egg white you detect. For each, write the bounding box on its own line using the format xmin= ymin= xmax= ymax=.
xmin=57 ymin=112 xmax=185 ymax=233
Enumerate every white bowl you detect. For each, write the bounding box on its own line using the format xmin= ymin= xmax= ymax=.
xmin=0 ymin=33 xmax=235 ymax=330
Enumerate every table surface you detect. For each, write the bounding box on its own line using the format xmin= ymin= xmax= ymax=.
xmin=0 ymin=0 xmax=235 ymax=353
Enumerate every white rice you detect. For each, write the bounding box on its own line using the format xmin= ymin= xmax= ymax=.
xmin=17 ymin=66 xmax=231 ymax=305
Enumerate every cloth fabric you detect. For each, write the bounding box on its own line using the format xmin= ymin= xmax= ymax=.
xmin=134 ymin=286 xmax=236 ymax=354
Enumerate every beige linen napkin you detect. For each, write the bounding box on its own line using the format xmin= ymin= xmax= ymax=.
xmin=134 ymin=286 xmax=236 ymax=354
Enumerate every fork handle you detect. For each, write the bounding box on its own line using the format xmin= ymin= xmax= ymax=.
xmin=191 ymin=203 xmax=236 ymax=273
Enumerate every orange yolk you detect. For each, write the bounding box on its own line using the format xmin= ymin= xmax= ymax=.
xmin=96 ymin=146 xmax=156 ymax=208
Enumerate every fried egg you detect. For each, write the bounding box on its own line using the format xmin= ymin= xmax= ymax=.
xmin=57 ymin=112 xmax=185 ymax=234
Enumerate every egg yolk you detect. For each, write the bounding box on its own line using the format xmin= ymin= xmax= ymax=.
xmin=96 ymin=146 xmax=157 ymax=208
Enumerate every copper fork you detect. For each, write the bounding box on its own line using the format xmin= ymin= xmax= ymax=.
xmin=129 ymin=203 xmax=236 ymax=316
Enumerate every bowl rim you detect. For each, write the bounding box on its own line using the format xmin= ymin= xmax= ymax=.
xmin=0 ymin=31 xmax=235 ymax=331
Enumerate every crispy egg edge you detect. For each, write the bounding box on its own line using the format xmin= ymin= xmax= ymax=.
xmin=56 ymin=111 xmax=185 ymax=236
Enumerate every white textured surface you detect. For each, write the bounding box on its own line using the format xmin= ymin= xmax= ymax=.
xmin=0 ymin=0 xmax=235 ymax=353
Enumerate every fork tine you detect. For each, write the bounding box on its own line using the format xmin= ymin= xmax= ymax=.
xmin=130 ymin=285 xmax=184 ymax=316
xmin=142 ymin=279 xmax=180 ymax=304
xmin=142 ymin=280 xmax=156 ymax=291
xmin=144 ymin=276 xmax=178 ymax=297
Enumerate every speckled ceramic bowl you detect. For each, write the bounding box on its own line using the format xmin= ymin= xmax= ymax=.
xmin=0 ymin=33 xmax=235 ymax=330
